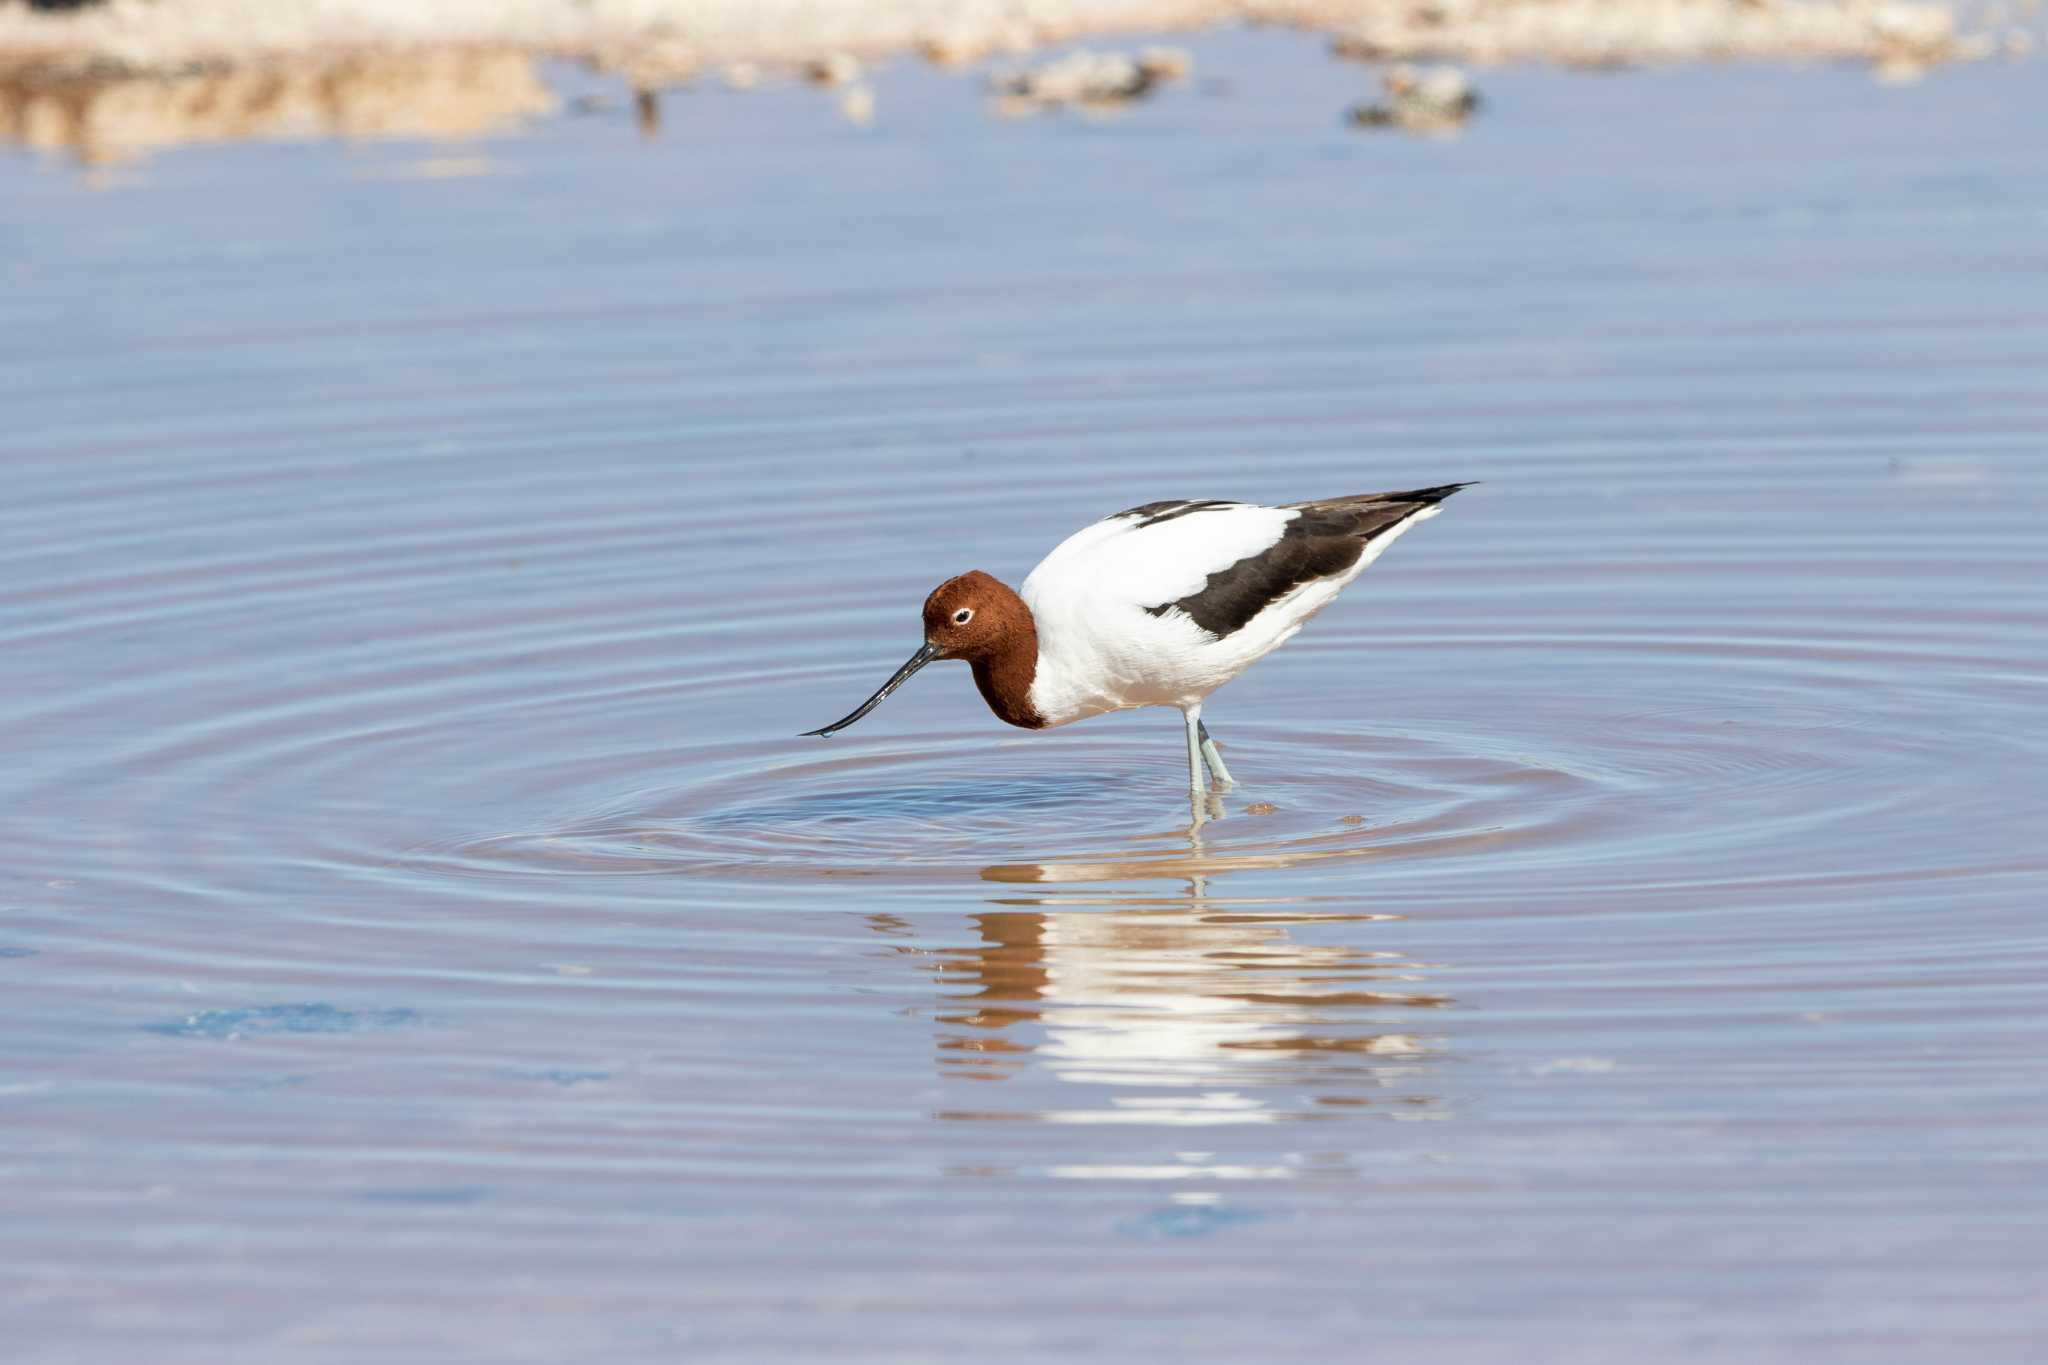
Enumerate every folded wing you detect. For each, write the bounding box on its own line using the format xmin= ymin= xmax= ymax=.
xmin=1021 ymin=499 xmax=1298 ymax=617
xmin=1155 ymin=482 xmax=1473 ymax=629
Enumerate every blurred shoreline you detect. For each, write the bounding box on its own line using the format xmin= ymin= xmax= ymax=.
xmin=1 ymin=0 xmax=2036 ymax=164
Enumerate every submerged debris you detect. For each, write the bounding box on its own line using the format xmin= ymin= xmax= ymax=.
xmin=838 ymin=82 xmax=876 ymax=124
xmin=1349 ymin=63 xmax=1479 ymax=134
xmin=805 ymin=51 xmax=864 ymax=87
xmin=990 ymin=46 xmax=1193 ymax=114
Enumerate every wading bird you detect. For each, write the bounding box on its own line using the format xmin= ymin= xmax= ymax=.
xmin=804 ymin=485 xmax=1471 ymax=792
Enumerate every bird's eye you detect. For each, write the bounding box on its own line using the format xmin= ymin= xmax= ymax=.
xmin=953 ymin=608 xmax=973 ymax=624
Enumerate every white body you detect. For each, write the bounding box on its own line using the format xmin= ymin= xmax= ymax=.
xmin=1019 ymin=501 xmax=1440 ymax=728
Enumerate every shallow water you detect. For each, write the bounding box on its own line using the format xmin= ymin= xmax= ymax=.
xmin=4 ymin=33 xmax=2047 ymax=1362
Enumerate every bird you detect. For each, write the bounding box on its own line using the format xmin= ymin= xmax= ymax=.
xmin=803 ymin=484 xmax=1472 ymax=793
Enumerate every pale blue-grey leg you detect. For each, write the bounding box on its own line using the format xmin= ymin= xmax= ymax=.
xmin=1182 ymin=705 xmax=1207 ymax=795
xmin=1197 ymin=718 xmax=1234 ymax=789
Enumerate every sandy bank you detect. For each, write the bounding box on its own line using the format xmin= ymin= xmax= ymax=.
xmin=0 ymin=0 xmax=2015 ymax=80
xmin=0 ymin=1 xmax=2033 ymax=164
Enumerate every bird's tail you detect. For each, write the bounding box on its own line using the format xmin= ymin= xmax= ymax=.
xmin=1289 ymin=482 xmax=1476 ymax=513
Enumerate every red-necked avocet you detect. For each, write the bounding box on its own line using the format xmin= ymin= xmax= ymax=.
xmin=803 ymin=484 xmax=1472 ymax=792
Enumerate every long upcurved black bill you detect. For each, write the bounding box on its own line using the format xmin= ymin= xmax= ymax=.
xmin=801 ymin=642 xmax=941 ymax=737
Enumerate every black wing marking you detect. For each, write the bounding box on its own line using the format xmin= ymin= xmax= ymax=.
xmin=1285 ymin=483 xmax=1473 ymax=514
xmin=1144 ymin=484 xmax=1471 ymax=639
xmin=1112 ymin=498 xmax=1241 ymax=530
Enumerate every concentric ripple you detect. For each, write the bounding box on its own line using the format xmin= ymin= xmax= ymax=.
xmin=417 ymin=724 xmax=1593 ymax=882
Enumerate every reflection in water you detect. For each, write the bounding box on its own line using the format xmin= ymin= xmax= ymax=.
xmin=880 ymin=829 xmax=1450 ymax=1127
xmin=0 ymin=50 xmax=555 ymax=165
xmin=978 ymin=787 xmax=1506 ymax=883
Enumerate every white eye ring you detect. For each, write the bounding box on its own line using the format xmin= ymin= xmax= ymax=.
xmin=953 ymin=608 xmax=973 ymax=624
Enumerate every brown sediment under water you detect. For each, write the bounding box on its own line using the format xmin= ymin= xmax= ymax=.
xmin=3 ymin=30 xmax=2045 ymax=1362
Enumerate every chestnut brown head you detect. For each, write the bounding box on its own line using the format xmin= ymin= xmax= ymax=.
xmin=921 ymin=570 xmax=1030 ymax=662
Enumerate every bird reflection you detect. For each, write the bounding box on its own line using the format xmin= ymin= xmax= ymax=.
xmin=871 ymin=860 xmax=1449 ymax=1125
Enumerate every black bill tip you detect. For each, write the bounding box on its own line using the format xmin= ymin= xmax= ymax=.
xmin=801 ymin=641 xmax=941 ymax=738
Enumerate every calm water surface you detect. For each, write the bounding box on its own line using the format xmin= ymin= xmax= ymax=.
xmin=3 ymin=33 xmax=2045 ymax=1363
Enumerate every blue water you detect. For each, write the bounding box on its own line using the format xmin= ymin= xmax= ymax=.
xmin=3 ymin=30 xmax=2046 ymax=1364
